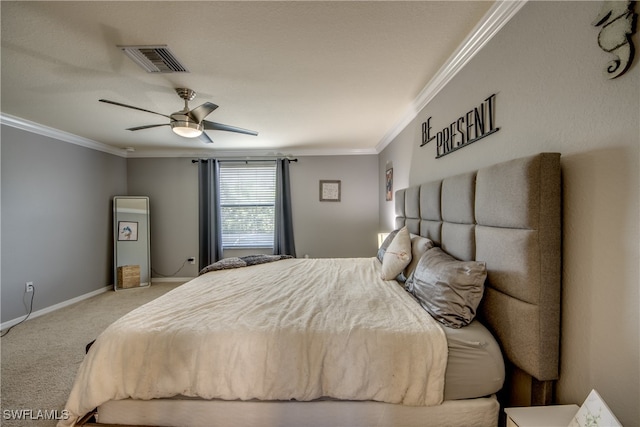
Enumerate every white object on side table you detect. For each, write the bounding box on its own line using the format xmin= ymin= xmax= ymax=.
xmin=505 ymin=405 xmax=579 ymax=427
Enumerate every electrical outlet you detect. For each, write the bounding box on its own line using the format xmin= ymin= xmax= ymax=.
xmin=187 ymin=257 xmax=196 ymax=265
xmin=25 ymin=282 xmax=34 ymax=293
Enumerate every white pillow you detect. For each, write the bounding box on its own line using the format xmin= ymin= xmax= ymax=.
xmin=380 ymin=227 xmax=412 ymax=280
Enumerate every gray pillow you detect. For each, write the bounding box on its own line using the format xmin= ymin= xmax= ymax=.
xmin=406 ymin=247 xmax=486 ymax=328
xmin=404 ymin=235 xmax=435 ymax=279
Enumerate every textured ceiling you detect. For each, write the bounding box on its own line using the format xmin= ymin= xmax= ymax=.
xmin=1 ymin=1 xmax=495 ymax=157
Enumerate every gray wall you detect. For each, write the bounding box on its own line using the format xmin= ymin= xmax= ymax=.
xmin=290 ymin=155 xmax=379 ymax=258
xmin=126 ymin=158 xmax=200 ymax=278
xmin=1 ymin=125 xmax=127 ymax=322
xmin=126 ymin=154 xmax=379 ymax=279
xmin=379 ymin=2 xmax=639 ymax=425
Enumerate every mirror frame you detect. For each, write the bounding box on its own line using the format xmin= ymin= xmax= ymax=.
xmin=113 ymin=196 xmax=151 ymax=291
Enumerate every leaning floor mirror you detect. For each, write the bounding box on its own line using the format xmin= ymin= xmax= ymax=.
xmin=113 ymin=196 xmax=151 ymax=291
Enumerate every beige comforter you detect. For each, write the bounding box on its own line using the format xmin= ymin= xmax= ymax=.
xmin=60 ymin=258 xmax=447 ymax=426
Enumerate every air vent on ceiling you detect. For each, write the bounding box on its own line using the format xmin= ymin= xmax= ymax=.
xmin=118 ymin=45 xmax=189 ymax=73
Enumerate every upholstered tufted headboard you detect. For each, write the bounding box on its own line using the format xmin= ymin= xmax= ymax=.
xmin=395 ymin=153 xmax=562 ymax=402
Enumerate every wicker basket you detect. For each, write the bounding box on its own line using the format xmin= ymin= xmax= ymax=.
xmin=117 ymin=265 xmax=140 ymax=288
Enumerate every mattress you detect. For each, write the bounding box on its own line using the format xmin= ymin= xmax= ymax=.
xmin=441 ymin=320 xmax=504 ymax=400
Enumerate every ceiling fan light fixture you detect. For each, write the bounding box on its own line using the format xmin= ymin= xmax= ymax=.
xmin=100 ymin=87 xmax=257 ymax=143
xmin=171 ymin=121 xmax=203 ymax=138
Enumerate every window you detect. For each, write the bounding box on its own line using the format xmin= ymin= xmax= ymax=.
xmin=219 ymin=162 xmax=276 ymax=248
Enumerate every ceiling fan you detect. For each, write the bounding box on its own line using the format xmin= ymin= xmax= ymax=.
xmin=99 ymin=88 xmax=258 ymax=143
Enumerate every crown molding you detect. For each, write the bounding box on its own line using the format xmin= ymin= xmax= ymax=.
xmin=126 ymin=147 xmax=378 ymax=158
xmin=1 ymin=113 xmax=128 ymax=157
xmin=375 ymin=0 xmax=527 ymax=153
xmin=1 ymin=112 xmax=377 ymax=159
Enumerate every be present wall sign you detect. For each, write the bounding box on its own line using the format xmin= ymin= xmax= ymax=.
xmin=420 ymin=93 xmax=499 ymax=158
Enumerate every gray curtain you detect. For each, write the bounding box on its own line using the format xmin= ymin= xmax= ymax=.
xmin=198 ymin=159 xmax=223 ymax=270
xmin=274 ymin=158 xmax=296 ymax=257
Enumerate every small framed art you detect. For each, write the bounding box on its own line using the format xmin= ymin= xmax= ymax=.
xmin=118 ymin=221 xmax=139 ymax=241
xmin=386 ymin=168 xmax=393 ymax=201
xmin=319 ymin=180 xmax=341 ymax=202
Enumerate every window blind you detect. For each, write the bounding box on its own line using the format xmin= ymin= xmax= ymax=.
xmin=219 ymin=162 xmax=276 ymax=248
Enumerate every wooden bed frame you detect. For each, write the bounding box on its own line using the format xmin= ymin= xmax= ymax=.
xmin=75 ymin=153 xmax=562 ymax=427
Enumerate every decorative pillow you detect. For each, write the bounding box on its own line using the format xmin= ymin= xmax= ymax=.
xmin=380 ymin=227 xmax=412 ymax=280
xmin=404 ymin=235 xmax=435 ymax=280
xmin=406 ymin=247 xmax=486 ymax=328
xmin=376 ymin=229 xmax=399 ymax=262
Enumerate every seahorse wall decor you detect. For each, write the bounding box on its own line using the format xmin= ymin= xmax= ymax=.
xmin=592 ymin=0 xmax=638 ymax=79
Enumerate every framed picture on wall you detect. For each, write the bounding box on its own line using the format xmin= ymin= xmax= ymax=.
xmin=319 ymin=180 xmax=341 ymax=202
xmin=118 ymin=221 xmax=139 ymax=241
xmin=386 ymin=168 xmax=393 ymax=201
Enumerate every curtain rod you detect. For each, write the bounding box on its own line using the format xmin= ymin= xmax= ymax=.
xmin=191 ymin=158 xmax=298 ymax=164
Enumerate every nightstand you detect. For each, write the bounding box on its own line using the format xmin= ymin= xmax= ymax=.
xmin=505 ymin=404 xmax=579 ymax=427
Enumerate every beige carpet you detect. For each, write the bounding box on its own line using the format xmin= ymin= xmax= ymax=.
xmin=0 ymin=282 xmax=183 ymax=427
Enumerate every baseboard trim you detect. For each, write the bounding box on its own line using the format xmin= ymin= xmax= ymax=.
xmin=1 ymin=285 xmax=112 ymax=331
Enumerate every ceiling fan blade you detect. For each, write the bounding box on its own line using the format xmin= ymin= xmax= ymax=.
xmin=99 ymin=99 xmax=172 ymax=119
xmin=203 ymin=120 xmax=258 ymax=136
xmin=126 ymin=123 xmax=170 ymax=131
xmin=199 ymin=131 xmax=214 ymax=144
xmin=189 ymin=102 xmax=219 ymax=123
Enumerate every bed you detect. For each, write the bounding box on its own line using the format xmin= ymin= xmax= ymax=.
xmin=61 ymin=152 xmax=562 ymax=427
